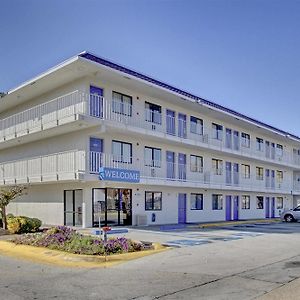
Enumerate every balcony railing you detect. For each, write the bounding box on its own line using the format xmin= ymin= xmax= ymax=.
xmin=1 ymin=90 xmax=300 ymax=167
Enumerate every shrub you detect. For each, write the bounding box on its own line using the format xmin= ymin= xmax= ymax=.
xmin=7 ymin=216 xmax=42 ymax=234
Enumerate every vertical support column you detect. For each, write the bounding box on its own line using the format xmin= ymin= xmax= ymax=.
xmin=82 ymin=202 xmax=86 ymax=229
xmin=82 ymin=187 xmax=92 ymax=228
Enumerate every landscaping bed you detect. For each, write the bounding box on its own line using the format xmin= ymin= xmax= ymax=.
xmin=12 ymin=226 xmax=145 ymax=256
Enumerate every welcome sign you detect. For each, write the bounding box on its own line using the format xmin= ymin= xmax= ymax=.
xmin=99 ymin=167 xmax=140 ymax=183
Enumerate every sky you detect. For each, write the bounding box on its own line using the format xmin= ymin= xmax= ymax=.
xmin=1 ymin=0 xmax=300 ymax=136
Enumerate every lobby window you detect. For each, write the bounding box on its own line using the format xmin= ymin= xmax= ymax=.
xmin=256 ymin=138 xmax=264 ymax=151
xmin=277 ymin=170 xmax=283 ymax=183
xmin=112 ymin=140 xmax=132 ymax=164
xmin=241 ymin=164 xmax=251 ymax=179
xmin=256 ymin=196 xmax=264 ymax=209
xmin=112 ymin=91 xmax=132 ymax=116
xmin=144 ymin=147 xmax=161 ymax=168
xmin=277 ymin=197 xmax=283 ymax=209
xmin=212 ymin=123 xmax=223 ymax=140
xmin=276 ymin=144 xmax=283 ymax=157
xmin=241 ymin=195 xmax=250 ymax=209
xmin=212 ymin=194 xmax=223 ymax=210
xmin=190 ymin=155 xmax=203 ymax=173
xmin=145 ymin=192 xmax=162 ymax=210
xmin=256 ymin=167 xmax=264 ymax=180
xmin=241 ymin=132 xmax=250 ymax=148
xmin=190 ymin=116 xmax=203 ymax=135
xmin=212 ymin=159 xmax=223 ymax=175
xmin=190 ymin=193 xmax=203 ymax=210
xmin=145 ymin=102 xmax=162 ymax=124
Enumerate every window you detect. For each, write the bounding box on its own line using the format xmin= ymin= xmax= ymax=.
xmin=241 ymin=195 xmax=250 ymax=209
xmin=212 ymin=123 xmax=223 ymax=140
xmin=276 ymin=170 xmax=283 ymax=183
xmin=190 ymin=193 xmax=203 ymax=210
xmin=145 ymin=192 xmax=162 ymax=210
xmin=112 ymin=91 xmax=132 ymax=116
xmin=145 ymin=102 xmax=162 ymax=124
xmin=190 ymin=155 xmax=203 ymax=173
xmin=212 ymin=159 xmax=223 ymax=175
xmin=241 ymin=132 xmax=250 ymax=148
xmin=144 ymin=147 xmax=161 ymax=168
xmin=256 ymin=138 xmax=264 ymax=151
xmin=276 ymin=144 xmax=283 ymax=157
xmin=256 ymin=196 xmax=264 ymax=209
xmin=212 ymin=194 xmax=223 ymax=210
xmin=256 ymin=167 xmax=264 ymax=180
xmin=241 ymin=164 xmax=250 ymax=179
xmin=112 ymin=140 xmax=132 ymax=163
xmin=277 ymin=197 xmax=283 ymax=209
xmin=190 ymin=116 xmax=203 ymax=135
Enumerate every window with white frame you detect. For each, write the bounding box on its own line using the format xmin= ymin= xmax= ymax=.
xmin=212 ymin=159 xmax=223 ymax=175
xmin=276 ymin=197 xmax=283 ymax=209
xmin=190 ymin=116 xmax=203 ymax=135
xmin=276 ymin=144 xmax=283 ymax=157
xmin=144 ymin=147 xmax=161 ymax=168
xmin=241 ymin=195 xmax=250 ymax=209
xmin=112 ymin=91 xmax=132 ymax=116
xmin=190 ymin=155 xmax=203 ymax=173
xmin=190 ymin=193 xmax=203 ymax=210
xmin=241 ymin=164 xmax=250 ymax=179
xmin=276 ymin=170 xmax=283 ymax=183
xmin=212 ymin=194 xmax=223 ymax=210
xmin=145 ymin=102 xmax=162 ymax=124
xmin=256 ymin=138 xmax=264 ymax=151
xmin=256 ymin=196 xmax=264 ymax=209
xmin=212 ymin=123 xmax=223 ymax=140
xmin=112 ymin=140 xmax=132 ymax=163
xmin=241 ymin=132 xmax=250 ymax=148
xmin=256 ymin=167 xmax=264 ymax=180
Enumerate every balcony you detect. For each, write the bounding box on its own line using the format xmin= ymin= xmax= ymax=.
xmin=0 ymin=90 xmax=299 ymax=168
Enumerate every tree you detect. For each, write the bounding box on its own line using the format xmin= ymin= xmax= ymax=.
xmin=0 ymin=186 xmax=27 ymax=230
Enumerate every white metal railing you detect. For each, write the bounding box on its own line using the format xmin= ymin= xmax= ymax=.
xmin=0 ymin=150 xmax=85 ymax=185
xmin=1 ymin=90 xmax=300 ymax=168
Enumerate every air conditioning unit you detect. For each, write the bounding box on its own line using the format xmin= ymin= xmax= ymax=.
xmin=136 ymin=214 xmax=147 ymax=226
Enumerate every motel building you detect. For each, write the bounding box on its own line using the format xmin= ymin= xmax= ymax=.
xmin=1 ymin=51 xmax=300 ymax=228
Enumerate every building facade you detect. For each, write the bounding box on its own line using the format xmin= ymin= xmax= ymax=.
xmin=1 ymin=52 xmax=300 ymax=227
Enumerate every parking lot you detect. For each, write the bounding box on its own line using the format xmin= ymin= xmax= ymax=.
xmin=1 ymin=221 xmax=300 ymax=299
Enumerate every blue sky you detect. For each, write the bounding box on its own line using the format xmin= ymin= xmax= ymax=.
xmin=1 ymin=0 xmax=300 ymax=135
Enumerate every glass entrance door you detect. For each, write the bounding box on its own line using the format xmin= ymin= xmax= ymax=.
xmin=64 ymin=190 xmax=83 ymax=226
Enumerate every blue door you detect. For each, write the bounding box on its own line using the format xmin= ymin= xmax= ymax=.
xmin=178 ymin=113 xmax=187 ymax=138
xmin=271 ymin=143 xmax=275 ymax=159
xmin=265 ymin=197 xmax=270 ymax=218
xmin=225 ymin=195 xmax=232 ymax=221
xmin=271 ymin=197 xmax=275 ymax=218
xmin=225 ymin=128 xmax=232 ymax=149
xmin=226 ymin=162 xmax=232 ymax=185
xmin=233 ymin=131 xmax=239 ymax=150
xmin=271 ymin=170 xmax=275 ymax=188
xmin=166 ymin=109 xmax=175 ymax=135
xmin=178 ymin=193 xmax=187 ymax=224
xmin=178 ymin=153 xmax=186 ymax=180
xmin=265 ymin=141 xmax=270 ymax=158
xmin=89 ymin=137 xmax=103 ymax=173
xmin=166 ymin=151 xmax=175 ymax=179
xmin=90 ymin=86 xmax=103 ymax=118
xmin=265 ymin=169 xmax=270 ymax=188
xmin=233 ymin=163 xmax=239 ymax=185
xmin=233 ymin=196 xmax=239 ymax=220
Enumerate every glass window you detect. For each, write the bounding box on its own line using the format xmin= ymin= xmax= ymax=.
xmin=190 ymin=193 xmax=203 ymax=210
xmin=212 ymin=194 xmax=223 ymax=210
xmin=212 ymin=159 xmax=223 ymax=175
xmin=145 ymin=192 xmax=162 ymax=210
xmin=241 ymin=132 xmax=250 ymax=148
xmin=212 ymin=123 xmax=223 ymax=140
xmin=256 ymin=138 xmax=264 ymax=151
xmin=276 ymin=144 xmax=283 ymax=157
xmin=190 ymin=116 xmax=203 ymax=135
xmin=277 ymin=197 xmax=283 ymax=209
xmin=241 ymin=195 xmax=250 ymax=209
xmin=241 ymin=164 xmax=250 ymax=179
xmin=256 ymin=167 xmax=264 ymax=180
xmin=112 ymin=91 xmax=132 ymax=116
xmin=112 ymin=140 xmax=132 ymax=163
xmin=277 ymin=170 xmax=283 ymax=183
xmin=256 ymin=196 xmax=264 ymax=209
xmin=145 ymin=102 xmax=162 ymax=124
xmin=190 ymin=155 xmax=203 ymax=173
xmin=144 ymin=147 xmax=161 ymax=168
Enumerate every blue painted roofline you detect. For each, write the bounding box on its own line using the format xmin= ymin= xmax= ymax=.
xmin=79 ymin=52 xmax=300 ymax=141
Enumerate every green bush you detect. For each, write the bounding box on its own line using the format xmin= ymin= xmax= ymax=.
xmin=7 ymin=216 xmax=42 ymax=234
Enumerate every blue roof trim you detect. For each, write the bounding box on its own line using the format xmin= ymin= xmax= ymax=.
xmin=79 ymin=52 xmax=300 ymax=141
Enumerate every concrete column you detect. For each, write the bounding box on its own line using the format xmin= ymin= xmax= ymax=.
xmin=82 ymin=202 xmax=86 ymax=228
xmin=82 ymin=187 xmax=93 ymax=228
